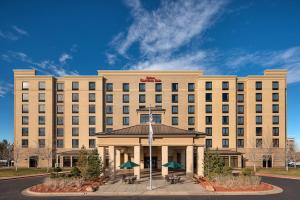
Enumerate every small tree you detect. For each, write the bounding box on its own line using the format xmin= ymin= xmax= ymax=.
xmin=204 ymin=150 xmax=225 ymax=179
xmin=86 ymin=149 xmax=103 ymax=180
xmin=77 ymin=146 xmax=88 ymax=178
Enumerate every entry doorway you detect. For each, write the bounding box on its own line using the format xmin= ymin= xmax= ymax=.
xmin=29 ymin=156 xmax=38 ymax=168
xmin=262 ymin=155 xmax=272 ymax=168
xmin=144 ymin=157 xmax=158 ymax=169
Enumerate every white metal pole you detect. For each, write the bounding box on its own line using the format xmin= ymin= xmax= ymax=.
xmin=149 ymin=107 xmax=152 ymax=190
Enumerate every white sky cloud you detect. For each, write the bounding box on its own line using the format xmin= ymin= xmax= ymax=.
xmin=59 ymin=53 xmax=72 ymax=64
xmin=0 ymin=83 xmax=13 ymax=98
xmin=0 ymin=26 xmax=28 ymax=41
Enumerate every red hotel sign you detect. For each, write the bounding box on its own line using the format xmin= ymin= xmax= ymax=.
xmin=140 ymin=76 xmax=161 ymax=82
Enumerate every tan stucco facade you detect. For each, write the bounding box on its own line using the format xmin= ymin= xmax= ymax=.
xmin=14 ymin=69 xmax=287 ymax=170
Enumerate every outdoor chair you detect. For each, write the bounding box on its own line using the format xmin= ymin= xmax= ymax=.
xmin=165 ymin=175 xmax=170 ymax=183
xmin=121 ymin=174 xmax=127 ymax=183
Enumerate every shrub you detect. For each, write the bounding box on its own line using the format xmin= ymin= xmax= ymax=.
xmin=77 ymin=146 xmax=88 ymax=178
xmin=70 ymin=166 xmax=81 ymax=177
xmin=223 ymin=166 xmax=233 ymax=175
xmin=242 ymin=168 xmax=254 ymax=176
xmin=53 ymin=167 xmax=62 ymax=172
xmin=204 ymin=151 xmax=225 ymax=179
xmin=214 ymin=175 xmax=261 ymax=188
xmin=86 ymin=149 xmax=103 ymax=180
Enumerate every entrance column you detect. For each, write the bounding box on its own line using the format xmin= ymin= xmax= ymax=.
xmin=108 ymin=146 xmax=115 ymax=178
xmin=238 ymin=155 xmax=242 ymax=168
xmin=186 ymin=145 xmax=194 ymax=176
xmin=134 ymin=145 xmax=141 ymax=179
xmin=116 ymin=149 xmax=121 ymax=170
xmin=124 ymin=153 xmax=129 ymax=163
xmin=180 ymin=150 xmax=185 ymax=169
xmin=197 ymin=146 xmax=204 ymax=177
xmin=97 ymin=146 xmax=105 ymax=168
xmin=162 ymin=146 xmax=168 ymax=177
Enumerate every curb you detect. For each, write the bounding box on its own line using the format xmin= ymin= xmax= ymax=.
xmin=22 ymin=184 xmax=283 ymax=197
xmin=0 ymin=173 xmax=48 ymax=181
xmin=256 ymin=173 xmax=300 ymax=180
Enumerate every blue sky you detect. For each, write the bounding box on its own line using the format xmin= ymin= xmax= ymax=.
xmin=0 ymin=0 xmax=300 ymax=145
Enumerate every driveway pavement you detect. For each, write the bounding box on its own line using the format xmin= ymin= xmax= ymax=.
xmin=0 ymin=175 xmax=299 ymax=200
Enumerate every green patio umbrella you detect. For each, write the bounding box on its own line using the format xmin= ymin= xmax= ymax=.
xmin=120 ymin=161 xmax=140 ymax=169
xmin=162 ymin=161 xmax=182 ymax=169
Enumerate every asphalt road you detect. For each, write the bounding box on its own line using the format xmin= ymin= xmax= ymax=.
xmin=0 ymin=176 xmax=299 ymax=200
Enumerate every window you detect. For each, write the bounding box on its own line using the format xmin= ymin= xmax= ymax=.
xmin=123 ymin=117 xmax=129 ymax=125
xmin=123 ymin=83 xmax=129 ymax=92
xmin=272 ymin=81 xmax=279 ymax=90
xmin=256 ymin=104 xmax=262 ymax=113
xmin=206 ymin=116 xmax=212 ymax=125
xmin=222 ymin=116 xmax=229 ymax=125
xmin=273 ymin=104 xmax=279 ymax=113
xmin=38 ymin=128 xmax=45 ymax=136
xmin=57 ymin=116 xmax=64 ymax=125
xmin=57 ymin=128 xmax=64 ymax=137
xmin=273 ymin=127 xmax=279 ymax=136
xmin=272 ymin=93 xmax=279 ymax=102
xmin=205 ymin=81 xmax=212 ymax=90
xmin=57 ymin=94 xmax=64 ymax=103
xmin=139 ymin=94 xmax=146 ymax=103
xmin=237 ymin=128 xmax=244 ymax=136
xmin=89 ymin=139 xmax=96 ymax=148
xmin=188 ymin=94 xmax=195 ymax=103
xmin=72 ymin=128 xmax=79 ymax=136
xmin=273 ymin=139 xmax=279 ymax=148
xmin=72 ymin=116 xmax=79 ymax=125
xmin=56 ymin=83 xmax=64 ymax=91
xmin=172 ymin=106 xmax=178 ymax=114
xmin=222 ymin=81 xmax=229 ymax=90
xmin=87 ymin=104 xmax=95 ymax=113
xmin=22 ymin=116 xmax=29 ymax=125
xmin=237 ymin=83 xmax=244 ymax=91
xmin=206 ymin=139 xmax=212 ymax=148
xmin=22 ymin=104 xmax=29 ymax=113
xmin=237 ymin=139 xmax=244 ymax=148
xmin=206 ymin=127 xmax=212 ymax=136
xmin=256 ymin=139 xmax=262 ymax=148
xmin=56 ymin=139 xmax=64 ymax=148
xmin=205 ymin=105 xmax=212 ymax=113
xmin=39 ymin=104 xmax=45 ymax=113
xmin=256 ymin=81 xmax=262 ymax=90
xmin=22 ymin=81 xmax=29 ymax=90
xmin=222 ymin=127 xmax=229 ymax=136
xmin=106 ymin=83 xmax=113 ymax=91
xmin=256 ymin=127 xmax=262 ymax=136
xmin=222 ymin=93 xmax=229 ymax=102
xmin=237 ymin=116 xmax=244 ymax=125
xmin=57 ymin=105 xmax=64 ymax=114
xmin=140 ymin=114 xmax=161 ymax=124
xmin=123 ymin=106 xmax=129 ymax=114
xmin=206 ymin=93 xmax=212 ymax=102
xmin=273 ymin=116 xmax=279 ymax=124
xmin=256 ymin=93 xmax=262 ymax=102
xmin=38 ymin=116 xmax=45 ymax=125
xmin=39 ymin=93 xmax=45 ymax=102
xmin=106 ymin=94 xmax=113 ymax=103
xmin=106 ymin=117 xmax=113 ymax=125
xmin=237 ymin=105 xmax=244 ymax=114
xmin=22 ymin=139 xmax=28 ymax=148
xmin=222 ymin=104 xmax=229 ymax=113
xmin=155 ymin=94 xmax=162 ymax=103
xmin=139 ymin=83 xmax=145 ymax=92
xmin=22 ymin=93 xmax=29 ymax=102
xmin=72 ymin=139 xmax=79 ymax=148
xmin=39 ymin=81 xmax=46 ymax=90
xmin=89 ymin=128 xmax=96 ymax=136
xmin=188 ymin=83 xmax=195 ymax=92
xmin=172 ymin=94 xmax=178 ymax=103
xmin=89 ymin=116 xmax=96 ymax=125
xmin=72 ymin=93 xmax=79 ymax=102
xmin=222 ymin=139 xmax=229 ymax=148
xmin=38 ymin=139 xmax=45 ymax=148
xmin=22 ymin=128 xmax=28 ymax=136
xmin=89 ymin=93 xmax=96 ymax=102
xmin=89 ymin=82 xmax=96 ymax=90
xmin=123 ymin=94 xmax=129 ymax=103
xmin=188 ymin=105 xmax=195 ymax=114
xmin=256 ymin=116 xmax=262 ymax=124
xmin=188 ymin=117 xmax=195 ymax=125
xmin=172 ymin=83 xmax=178 ymax=92
xmin=72 ymin=82 xmax=79 ymax=90
xmin=155 ymin=83 xmax=162 ymax=92
xmin=237 ymin=94 xmax=244 ymax=103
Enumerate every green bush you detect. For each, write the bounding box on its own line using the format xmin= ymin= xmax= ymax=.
xmin=204 ymin=151 xmax=225 ymax=179
xmin=53 ymin=167 xmax=62 ymax=172
xmin=242 ymin=168 xmax=254 ymax=176
xmin=223 ymin=166 xmax=233 ymax=175
xmin=70 ymin=166 xmax=81 ymax=177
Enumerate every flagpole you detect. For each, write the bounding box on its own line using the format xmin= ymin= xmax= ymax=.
xmin=149 ymin=106 xmax=152 ymax=190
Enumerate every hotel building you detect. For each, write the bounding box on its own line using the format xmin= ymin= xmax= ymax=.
xmin=14 ymin=69 xmax=287 ymax=178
